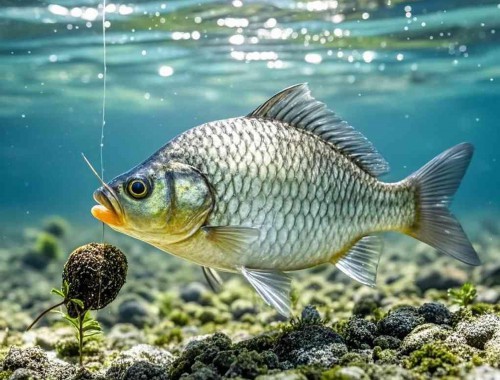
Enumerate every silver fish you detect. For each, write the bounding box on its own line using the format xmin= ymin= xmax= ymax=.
xmin=92 ymin=84 xmax=480 ymax=317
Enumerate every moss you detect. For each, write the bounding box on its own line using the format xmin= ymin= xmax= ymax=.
xmin=35 ymin=231 xmax=61 ymax=260
xmin=154 ymin=327 xmax=183 ymax=346
xmin=372 ymin=347 xmax=398 ymax=365
xmin=338 ymin=352 xmax=370 ymax=369
xmin=169 ymin=333 xmax=232 ymax=379
xmin=403 ymin=342 xmax=459 ymax=376
xmin=321 ymin=366 xmax=361 ymax=380
xmin=450 ymin=307 xmax=474 ymax=327
xmin=352 ymin=297 xmax=379 ymax=317
xmin=332 ymin=319 xmax=349 ymax=337
xmin=233 ymin=333 xmax=277 ymax=352
xmin=224 ymin=349 xmax=270 ymax=378
xmin=0 ymin=371 xmax=13 ymax=380
xmin=470 ymin=303 xmax=500 ymax=316
xmin=158 ymin=292 xmax=179 ymax=317
xmin=168 ymin=310 xmax=189 ymax=326
xmin=56 ymin=337 xmax=80 ymax=358
xmin=344 ymin=317 xmax=377 ymax=349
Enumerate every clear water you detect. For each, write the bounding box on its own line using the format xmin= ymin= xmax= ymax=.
xmin=1 ymin=0 xmax=499 ymax=233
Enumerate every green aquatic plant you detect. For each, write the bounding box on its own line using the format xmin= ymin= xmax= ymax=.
xmin=448 ymin=282 xmax=477 ymax=308
xmin=28 ymin=281 xmax=102 ymax=366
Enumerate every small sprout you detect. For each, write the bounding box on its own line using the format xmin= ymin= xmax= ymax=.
xmin=448 ymin=282 xmax=477 ymax=308
xmin=51 ymin=282 xmax=103 ymax=365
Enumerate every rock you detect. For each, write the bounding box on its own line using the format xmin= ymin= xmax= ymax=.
xmin=418 ymin=302 xmax=451 ymax=325
xmin=9 ymin=368 xmax=43 ymax=380
xmin=106 ymin=344 xmax=174 ymax=380
xmin=352 ymin=295 xmax=380 ymax=317
xmin=334 ymin=366 xmax=369 ymax=380
xmin=300 ymin=305 xmax=322 ymax=325
xmin=295 ymin=343 xmax=348 ymax=367
xmin=230 ymin=299 xmax=257 ymax=320
xmin=256 ymin=370 xmax=307 ymax=380
xmin=224 ymin=349 xmax=272 ymax=378
xmin=123 ymin=361 xmax=168 ymax=380
xmin=344 ymin=317 xmax=377 ymax=349
xmin=377 ymin=306 xmax=424 ymax=339
xmin=484 ymin=327 xmax=500 ymax=366
xmin=180 ymin=282 xmax=207 ymax=303
xmin=400 ymin=324 xmax=452 ymax=354
xmin=366 ymin=364 xmax=418 ymax=380
xmin=480 ymin=264 xmax=500 ymax=287
xmin=107 ymin=324 xmax=146 ymax=350
xmin=169 ymin=333 xmax=231 ymax=379
xmin=465 ymin=365 xmax=500 ymax=380
xmin=477 ymin=288 xmax=500 ymax=304
xmin=373 ymin=335 xmax=401 ymax=350
xmin=2 ymin=346 xmax=49 ymax=376
xmin=455 ymin=314 xmax=500 ymax=349
xmin=415 ymin=267 xmax=467 ymax=292
xmin=274 ymin=324 xmax=346 ymax=366
xmin=117 ymin=299 xmax=150 ymax=328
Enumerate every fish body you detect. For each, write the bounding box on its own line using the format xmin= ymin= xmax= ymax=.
xmin=92 ymin=84 xmax=480 ymax=316
xmin=158 ymin=117 xmax=413 ymax=271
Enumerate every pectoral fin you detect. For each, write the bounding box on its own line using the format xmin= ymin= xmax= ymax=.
xmin=202 ymin=266 xmax=223 ymax=293
xmin=331 ymin=235 xmax=382 ymax=287
xmin=202 ymin=226 xmax=260 ymax=255
xmin=240 ymin=267 xmax=292 ymax=317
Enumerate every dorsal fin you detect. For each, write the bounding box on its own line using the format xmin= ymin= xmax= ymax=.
xmin=248 ymin=84 xmax=389 ymax=177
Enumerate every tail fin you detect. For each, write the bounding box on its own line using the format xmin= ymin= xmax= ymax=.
xmin=407 ymin=143 xmax=480 ymax=266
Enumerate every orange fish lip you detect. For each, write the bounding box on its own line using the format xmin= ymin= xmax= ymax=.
xmin=92 ymin=188 xmax=124 ymax=227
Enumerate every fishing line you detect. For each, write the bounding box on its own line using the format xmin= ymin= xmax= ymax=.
xmin=100 ymin=0 xmax=107 ymax=243
xmin=97 ymin=0 xmax=107 ymax=320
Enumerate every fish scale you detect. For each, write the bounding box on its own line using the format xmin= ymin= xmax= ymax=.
xmin=164 ymin=116 xmax=408 ymax=270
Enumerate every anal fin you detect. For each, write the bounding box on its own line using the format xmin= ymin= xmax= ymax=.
xmin=332 ymin=235 xmax=382 ymax=287
xmin=240 ymin=267 xmax=292 ymax=318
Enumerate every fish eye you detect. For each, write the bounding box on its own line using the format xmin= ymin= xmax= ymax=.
xmin=127 ymin=178 xmax=149 ymax=199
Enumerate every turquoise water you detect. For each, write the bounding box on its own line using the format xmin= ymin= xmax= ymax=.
xmin=1 ymin=0 xmax=499 ymax=230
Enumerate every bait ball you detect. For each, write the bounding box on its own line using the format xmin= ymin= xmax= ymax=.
xmin=63 ymin=243 xmax=127 ymax=317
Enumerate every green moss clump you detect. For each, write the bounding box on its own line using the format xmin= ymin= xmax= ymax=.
xmin=0 ymin=371 xmax=13 ymax=380
xmin=372 ymin=347 xmax=398 ymax=365
xmin=321 ymin=366 xmax=353 ymax=380
xmin=35 ymin=232 xmax=61 ymax=260
xmin=154 ymin=327 xmax=183 ymax=346
xmin=55 ymin=337 xmax=80 ymax=358
xmin=233 ymin=334 xmax=276 ymax=352
xmin=404 ymin=342 xmax=459 ymax=376
xmin=338 ymin=352 xmax=370 ymax=369
xmin=470 ymin=303 xmax=500 ymax=316
xmin=158 ymin=293 xmax=181 ymax=317
xmin=168 ymin=310 xmax=189 ymax=326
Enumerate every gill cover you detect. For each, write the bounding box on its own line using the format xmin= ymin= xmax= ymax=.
xmin=164 ymin=162 xmax=214 ymax=240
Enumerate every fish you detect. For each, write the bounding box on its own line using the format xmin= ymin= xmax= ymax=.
xmin=91 ymin=84 xmax=480 ymax=317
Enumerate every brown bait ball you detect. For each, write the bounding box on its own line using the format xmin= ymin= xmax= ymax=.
xmin=63 ymin=243 xmax=127 ymax=317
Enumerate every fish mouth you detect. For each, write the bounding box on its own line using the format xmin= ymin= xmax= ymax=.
xmin=91 ymin=187 xmax=124 ymax=227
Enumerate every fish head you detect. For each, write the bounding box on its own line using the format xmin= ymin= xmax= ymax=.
xmin=92 ymin=161 xmax=214 ymax=246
